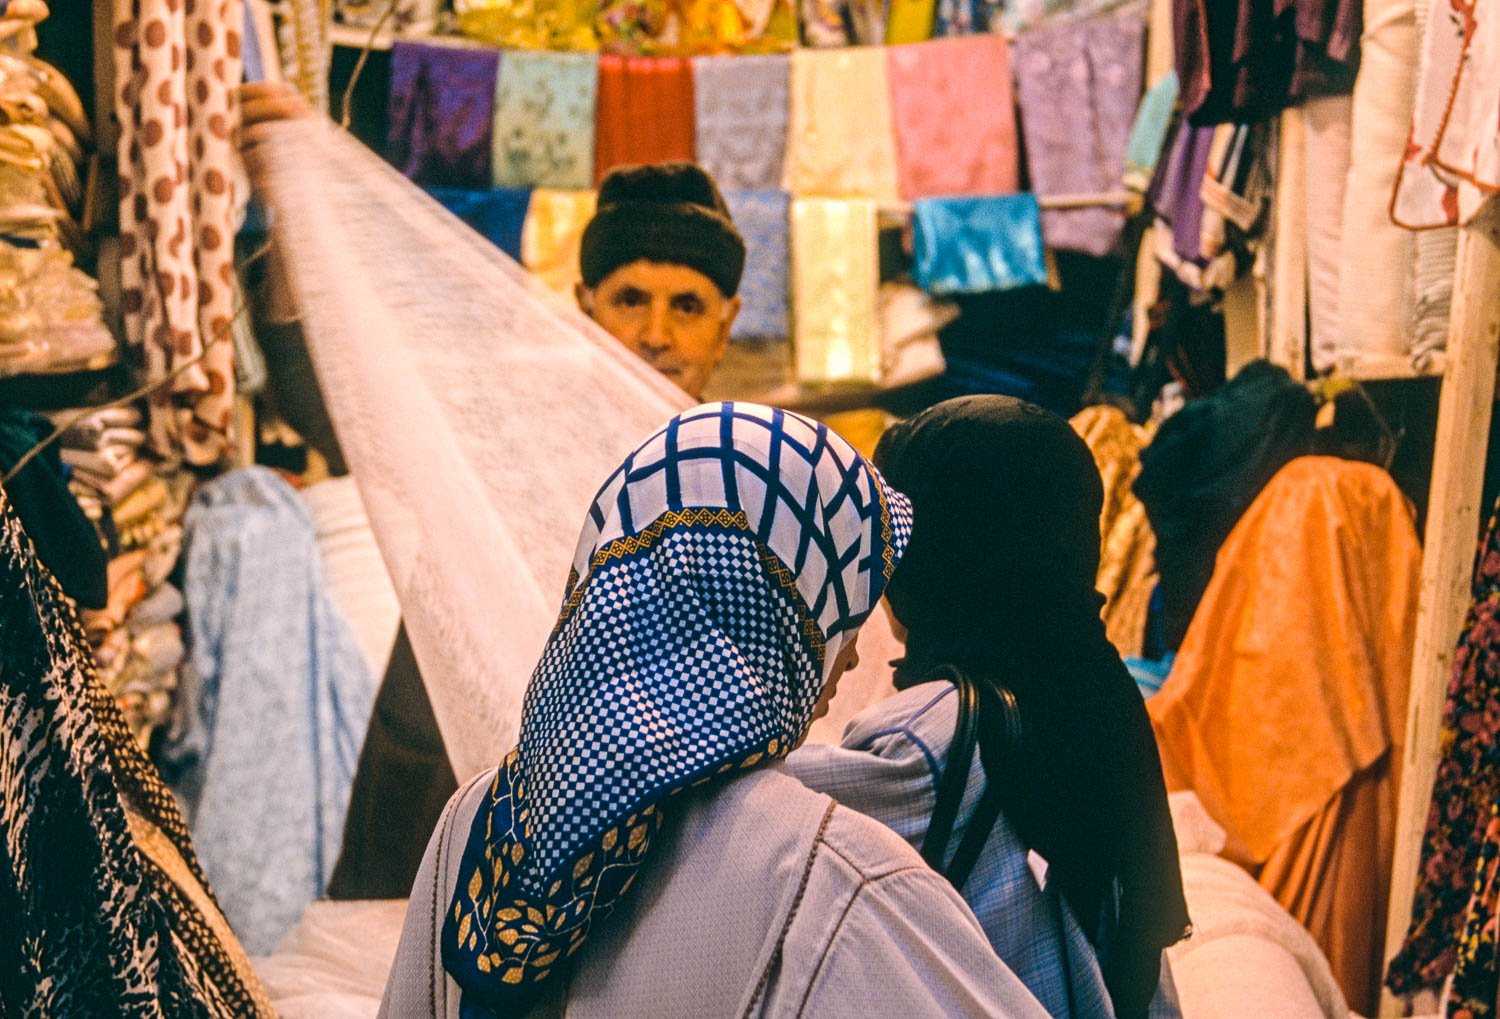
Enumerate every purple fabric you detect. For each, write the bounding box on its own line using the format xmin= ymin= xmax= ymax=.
xmin=387 ymin=42 xmax=499 ymax=187
xmin=1149 ymin=124 xmax=1217 ymax=265
xmin=1011 ymin=5 xmax=1144 ymax=257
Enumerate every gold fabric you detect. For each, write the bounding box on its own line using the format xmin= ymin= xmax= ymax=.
xmin=783 ymin=48 xmax=901 ymax=200
xmin=1147 ymin=456 xmax=1421 ymax=1014
xmin=520 ymin=188 xmax=597 ymax=295
xmin=790 ymin=197 xmax=880 ymax=384
xmin=1070 ymin=405 xmax=1155 ymax=659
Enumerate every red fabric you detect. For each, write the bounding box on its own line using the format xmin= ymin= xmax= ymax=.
xmin=594 ymin=56 xmax=696 ymax=185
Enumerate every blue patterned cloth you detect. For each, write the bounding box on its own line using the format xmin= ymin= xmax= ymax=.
xmin=491 ymin=50 xmax=598 ymax=191
xmin=725 ymin=190 xmax=790 ymax=340
xmin=170 ymin=468 xmax=376 ymax=955
xmin=425 ymin=186 xmax=532 ymax=261
xmin=442 ymin=403 xmax=912 ymax=1015
xmin=912 ymin=193 xmax=1049 ymax=296
xmin=788 ymin=683 xmax=1183 ymax=1019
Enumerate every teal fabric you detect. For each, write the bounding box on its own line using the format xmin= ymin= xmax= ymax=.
xmin=491 ymin=51 xmax=599 ymax=190
xmin=1124 ymin=72 xmax=1179 ymax=192
xmin=912 ymin=194 xmax=1048 ymax=296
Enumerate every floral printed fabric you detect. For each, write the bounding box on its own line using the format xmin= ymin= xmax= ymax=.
xmin=791 ymin=198 xmax=881 ymax=382
xmin=1391 ymin=0 xmax=1499 ymax=227
xmin=783 ymin=48 xmax=901 ymax=200
xmin=114 ymin=0 xmax=243 ymax=465
xmin=387 ymin=42 xmax=499 ymax=188
xmin=491 ymin=50 xmax=597 ymax=191
xmin=691 ymin=54 xmax=789 ymax=192
xmin=1388 ymin=498 xmax=1500 ymax=1004
xmin=725 ymin=190 xmax=790 ymax=340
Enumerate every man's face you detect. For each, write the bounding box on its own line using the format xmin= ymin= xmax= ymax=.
xmin=578 ymin=259 xmax=740 ymax=400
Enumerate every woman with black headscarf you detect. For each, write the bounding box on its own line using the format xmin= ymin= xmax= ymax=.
xmin=789 ymin=395 xmax=1191 ymax=1019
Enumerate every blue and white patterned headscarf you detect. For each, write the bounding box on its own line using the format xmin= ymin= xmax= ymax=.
xmin=442 ymin=402 xmax=913 ymax=1013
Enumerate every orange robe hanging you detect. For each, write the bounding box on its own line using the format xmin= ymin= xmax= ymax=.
xmin=1147 ymin=456 xmax=1421 ymax=1016
xmin=594 ymin=56 xmax=696 ymax=185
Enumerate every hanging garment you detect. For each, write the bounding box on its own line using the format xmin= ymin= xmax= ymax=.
xmin=424 ymin=186 xmax=531 ymax=261
xmin=1334 ymin=0 xmax=1419 ymax=378
xmin=690 ymin=54 xmax=789 ymax=192
xmin=1012 ymin=3 xmax=1145 ymax=257
xmin=173 ymin=467 xmax=377 ymax=954
xmin=593 ymin=56 xmax=695 ymax=186
xmin=1124 ymin=71 xmax=1180 ymax=193
xmin=884 ymin=35 xmax=1019 ymax=201
xmin=1149 ymin=457 xmax=1419 ymax=1016
xmin=1302 ymin=94 xmax=1352 ymax=374
xmin=1388 ymin=497 xmax=1500 ymax=1000
xmin=791 ymin=197 xmax=881 ymax=383
xmin=1392 ymin=0 xmax=1500 ymax=228
xmin=387 ymin=42 xmax=498 ymax=188
xmin=910 ymin=194 xmax=1048 ymax=296
xmin=1133 ymin=360 xmax=1316 ymax=653
xmin=1149 ymin=123 xmax=1218 ymax=268
xmin=783 ymin=47 xmax=901 ymax=200
xmin=725 ymin=189 xmax=790 ymax=340
xmin=1072 ymin=404 xmax=1157 ymax=659
xmin=0 ymin=487 xmax=274 ymax=1017
xmin=490 ymin=50 xmax=597 ymax=192
xmin=114 ymin=0 xmax=243 ymax=464
xmin=519 ymin=187 xmax=596 ymax=295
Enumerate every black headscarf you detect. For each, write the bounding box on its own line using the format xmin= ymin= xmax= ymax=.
xmin=874 ymin=396 xmax=1190 ymax=1019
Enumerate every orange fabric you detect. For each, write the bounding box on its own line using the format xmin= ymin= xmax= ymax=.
xmin=593 ymin=56 xmax=696 ymax=185
xmin=1147 ymin=456 xmax=1420 ymax=1012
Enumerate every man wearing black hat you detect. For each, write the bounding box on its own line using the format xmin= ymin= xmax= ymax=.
xmin=576 ymin=162 xmax=745 ymax=400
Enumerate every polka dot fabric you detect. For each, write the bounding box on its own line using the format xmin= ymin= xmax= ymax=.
xmin=114 ymin=0 xmax=242 ymax=465
xmin=441 ymin=402 xmax=912 ymax=1014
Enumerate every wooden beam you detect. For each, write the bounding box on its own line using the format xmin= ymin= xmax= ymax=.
xmin=1381 ymin=210 xmax=1500 ymax=1016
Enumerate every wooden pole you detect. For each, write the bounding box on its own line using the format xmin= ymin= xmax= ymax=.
xmin=1381 ymin=210 xmax=1500 ymax=1016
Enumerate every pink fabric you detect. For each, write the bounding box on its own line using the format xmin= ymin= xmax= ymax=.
xmin=885 ymin=37 xmax=1020 ymax=201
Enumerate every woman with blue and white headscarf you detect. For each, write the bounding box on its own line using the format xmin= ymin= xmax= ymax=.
xmin=379 ymin=402 xmax=1050 ymax=1017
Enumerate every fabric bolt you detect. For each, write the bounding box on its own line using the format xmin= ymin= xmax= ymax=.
xmin=1388 ymin=497 xmax=1500 ymax=999
xmin=1392 ymin=0 xmax=1500 ymax=227
xmin=724 ymin=189 xmax=789 ymax=339
xmin=1150 ymin=456 xmax=1420 ymax=1015
xmin=490 ymin=50 xmax=597 ymax=192
xmin=387 ymin=42 xmax=498 ymax=188
xmin=911 ymin=194 xmax=1048 ymax=296
xmin=783 ymin=47 xmax=901 ymax=200
xmin=1302 ymin=94 xmax=1352 ymax=373
xmin=593 ymin=56 xmax=695 ymax=186
xmin=1071 ymin=404 xmax=1157 ymax=659
xmin=171 ymin=467 xmax=377 ymax=954
xmin=787 ymin=684 xmax=1183 ymax=1019
xmin=436 ymin=403 xmax=912 ymax=1013
xmin=791 ymin=197 xmax=881 ymax=383
xmin=1333 ymin=0 xmax=1419 ymax=378
xmin=1134 ymin=360 xmax=1317 ymax=652
xmin=519 ymin=188 xmax=596 ymax=294
xmin=0 ymin=486 xmax=274 ymax=1017
xmin=1124 ymin=71 xmax=1180 ymax=193
xmin=885 ymin=35 xmax=1020 ymax=201
xmin=114 ymin=0 xmax=243 ymax=464
xmin=424 ymin=185 xmax=531 ymax=261
xmin=690 ymin=54 xmax=789 ymax=192
xmin=1150 ymin=123 xmax=1218 ymax=267
xmin=1012 ymin=4 xmax=1145 ymax=256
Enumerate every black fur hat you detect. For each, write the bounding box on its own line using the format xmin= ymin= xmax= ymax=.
xmin=579 ymin=163 xmax=746 ymax=297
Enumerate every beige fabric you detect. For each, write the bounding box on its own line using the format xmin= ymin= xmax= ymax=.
xmin=257 ymin=900 xmax=408 ymax=1019
xmin=1268 ymin=106 xmax=1307 ymax=379
xmin=379 ymin=767 xmax=1051 ymax=1018
xmin=301 ymin=477 xmax=402 ymax=677
xmin=1302 ymin=95 xmax=1351 ymax=375
xmin=1334 ymin=0 xmax=1418 ymax=378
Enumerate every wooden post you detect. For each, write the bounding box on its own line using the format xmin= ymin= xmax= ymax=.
xmin=1381 ymin=211 xmax=1500 ymax=1016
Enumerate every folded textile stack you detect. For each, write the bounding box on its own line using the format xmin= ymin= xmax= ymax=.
xmin=61 ymin=405 xmax=196 ymax=748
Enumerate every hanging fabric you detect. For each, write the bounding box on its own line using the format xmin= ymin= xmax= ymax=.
xmin=490 ymin=50 xmax=597 ymax=192
xmin=520 ymin=187 xmax=597 ymax=294
xmin=426 ymin=185 xmax=532 ymax=261
xmin=791 ymin=197 xmax=881 ymax=383
xmin=725 ymin=189 xmax=791 ymax=340
xmin=1302 ymin=94 xmax=1352 ymax=374
xmin=280 ymin=0 xmax=330 ymax=113
xmin=1268 ymin=107 xmax=1309 ymax=378
xmin=783 ymin=47 xmax=901 ymax=200
xmin=910 ymin=193 xmax=1047 ymax=296
xmin=387 ymin=42 xmax=499 ymax=188
xmin=884 ymin=35 xmax=1019 ymax=201
xmin=690 ymin=54 xmax=789 ymax=192
xmin=1124 ymin=70 xmax=1179 ymax=193
xmin=114 ymin=0 xmax=243 ymax=465
xmin=885 ymin=0 xmax=937 ymax=43
xmin=593 ymin=56 xmax=695 ymax=186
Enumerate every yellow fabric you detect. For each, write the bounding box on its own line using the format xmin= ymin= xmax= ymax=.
xmin=885 ymin=0 xmax=936 ymax=44
xmin=520 ymin=189 xmax=597 ymax=295
xmin=1070 ymin=405 xmax=1155 ymax=658
xmin=783 ymin=48 xmax=901 ymax=200
xmin=791 ymin=198 xmax=880 ymax=384
xmin=1147 ymin=456 xmax=1419 ymax=1014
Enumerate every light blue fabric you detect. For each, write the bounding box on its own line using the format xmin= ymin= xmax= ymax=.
xmin=725 ymin=190 xmax=790 ymax=340
xmin=1125 ymin=653 xmax=1175 ymax=698
xmin=1124 ymin=72 xmax=1179 ymax=192
xmin=171 ymin=467 xmax=377 ymax=954
xmin=912 ymin=193 xmax=1049 ymax=296
xmin=491 ymin=50 xmax=598 ymax=191
xmin=787 ymin=682 xmax=1182 ymax=1019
